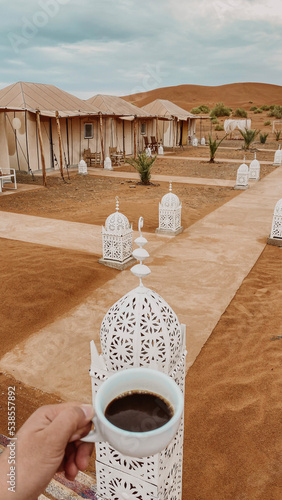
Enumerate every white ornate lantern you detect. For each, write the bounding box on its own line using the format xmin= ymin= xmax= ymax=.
xmin=78 ymin=159 xmax=87 ymax=175
xmin=273 ymin=145 xmax=282 ymax=166
xmin=200 ymin=137 xmax=206 ymax=146
xmin=158 ymin=145 xmax=164 ymax=155
xmin=192 ymin=137 xmax=198 ymax=146
xmin=104 ymin=156 xmax=113 ymax=170
xmin=156 ymin=182 xmax=183 ymax=236
xmin=235 ymin=158 xmax=249 ymax=189
xmin=99 ymin=197 xmax=134 ymax=270
xmin=145 ymin=146 xmax=152 ymax=157
xmin=90 ymin=218 xmax=186 ymax=500
xmin=249 ymin=153 xmax=260 ymax=181
xmin=267 ymin=198 xmax=282 ymax=247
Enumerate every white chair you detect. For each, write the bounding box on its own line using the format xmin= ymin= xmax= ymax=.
xmin=0 ymin=168 xmax=17 ymax=192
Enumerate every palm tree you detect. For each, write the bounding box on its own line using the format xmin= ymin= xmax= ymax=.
xmin=126 ymin=152 xmax=157 ymax=184
xmin=208 ymin=134 xmax=227 ymax=163
xmin=239 ymin=129 xmax=260 ymax=150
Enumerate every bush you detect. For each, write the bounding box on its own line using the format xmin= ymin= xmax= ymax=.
xmin=239 ymin=129 xmax=260 ymax=149
xmin=250 ymin=106 xmax=258 ymax=111
xmin=215 ymin=124 xmax=224 ymax=131
xmin=268 ymin=105 xmax=282 ymax=119
xmin=260 ymin=104 xmax=270 ymax=111
xmin=210 ymin=102 xmax=231 ymax=118
xmin=233 ymin=108 xmax=248 ymax=118
xmin=259 ymin=133 xmax=268 ymax=144
xmin=275 ymin=130 xmax=281 ymax=141
xmin=211 ymin=117 xmax=219 ymax=124
xmin=254 ymin=108 xmax=263 ymax=114
xmin=208 ymin=134 xmax=227 ymax=162
xmin=264 ymin=121 xmax=271 ymax=126
xmin=191 ymin=104 xmax=210 ymax=114
xmin=126 ymin=152 xmax=157 ymax=184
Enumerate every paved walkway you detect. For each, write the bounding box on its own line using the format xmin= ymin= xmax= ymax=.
xmin=1 ymin=168 xmax=282 ymax=402
xmin=88 ymin=168 xmax=235 ymax=187
xmin=161 ymin=156 xmax=274 ymax=164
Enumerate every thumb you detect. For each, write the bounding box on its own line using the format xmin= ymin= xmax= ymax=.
xmin=47 ymin=405 xmax=94 ymax=449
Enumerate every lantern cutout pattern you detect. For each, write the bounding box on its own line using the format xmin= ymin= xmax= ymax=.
xmin=267 ymin=198 xmax=282 ymax=247
xmin=78 ymin=159 xmax=88 ymax=175
xmin=156 ymin=182 xmax=183 ymax=236
xmin=249 ymin=153 xmax=260 ymax=181
xmin=99 ymin=197 xmax=135 ymax=270
xmin=273 ymin=145 xmax=282 ymax=166
xmin=235 ymin=158 xmax=249 ymax=189
xmin=90 ymin=217 xmax=187 ymax=500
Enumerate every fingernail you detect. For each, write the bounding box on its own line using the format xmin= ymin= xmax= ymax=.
xmin=80 ymin=404 xmax=94 ymax=420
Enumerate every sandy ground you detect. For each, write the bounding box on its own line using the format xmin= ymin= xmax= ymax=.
xmin=0 ymin=148 xmax=282 ymax=498
xmin=1 ymin=243 xmax=281 ymax=499
xmin=0 ymin=168 xmax=239 ymax=230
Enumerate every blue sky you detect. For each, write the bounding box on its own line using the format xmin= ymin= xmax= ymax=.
xmin=1 ymin=0 xmax=282 ymax=99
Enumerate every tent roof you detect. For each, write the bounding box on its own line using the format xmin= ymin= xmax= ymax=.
xmin=0 ymin=82 xmax=100 ymax=117
xmin=142 ymin=99 xmax=198 ymax=121
xmin=87 ymin=94 xmax=152 ymax=118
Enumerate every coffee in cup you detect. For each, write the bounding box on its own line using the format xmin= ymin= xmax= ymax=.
xmin=81 ymin=367 xmax=183 ymax=457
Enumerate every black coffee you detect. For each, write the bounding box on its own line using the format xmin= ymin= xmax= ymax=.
xmin=105 ymin=390 xmax=174 ymax=432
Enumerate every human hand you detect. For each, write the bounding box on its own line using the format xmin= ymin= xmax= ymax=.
xmin=0 ymin=402 xmax=95 ymax=500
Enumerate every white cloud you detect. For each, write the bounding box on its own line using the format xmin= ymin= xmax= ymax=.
xmin=169 ymin=0 xmax=282 ymax=26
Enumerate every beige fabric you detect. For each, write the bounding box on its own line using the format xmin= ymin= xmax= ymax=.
xmin=87 ymin=94 xmax=152 ymax=118
xmin=0 ymin=82 xmax=100 ymax=118
xmin=142 ymin=99 xmax=197 ymax=121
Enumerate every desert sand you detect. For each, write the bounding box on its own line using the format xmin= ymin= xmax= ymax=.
xmin=0 ymin=135 xmax=282 ymax=499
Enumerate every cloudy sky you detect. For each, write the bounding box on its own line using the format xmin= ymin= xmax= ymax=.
xmin=1 ymin=0 xmax=282 ymax=99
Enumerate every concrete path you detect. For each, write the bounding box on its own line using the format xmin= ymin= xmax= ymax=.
xmin=0 ymin=183 xmax=44 ymax=196
xmin=0 ymin=211 xmax=169 ymax=254
xmin=1 ymin=168 xmax=282 ymax=402
xmin=161 ymin=156 xmax=274 ymax=164
xmin=88 ymin=168 xmax=235 ymax=187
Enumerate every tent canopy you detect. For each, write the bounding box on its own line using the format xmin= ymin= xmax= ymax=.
xmin=141 ymin=99 xmax=198 ymax=121
xmin=87 ymin=94 xmax=153 ymax=118
xmin=0 ymin=82 xmax=100 ymax=118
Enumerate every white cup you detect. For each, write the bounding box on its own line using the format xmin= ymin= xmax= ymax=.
xmin=81 ymin=367 xmax=184 ymax=457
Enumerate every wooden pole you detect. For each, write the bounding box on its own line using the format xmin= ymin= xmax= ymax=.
xmin=36 ymin=111 xmax=47 ymax=187
xmin=55 ymin=111 xmax=65 ymax=181
xmin=134 ymin=117 xmax=137 ymax=158
xmin=99 ymin=113 xmax=105 ymax=165
xmin=156 ymin=117 xmax=159 ymax=148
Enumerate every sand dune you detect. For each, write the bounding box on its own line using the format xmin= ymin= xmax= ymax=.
xmin=123 ymin=82 xmax=282 ymax=111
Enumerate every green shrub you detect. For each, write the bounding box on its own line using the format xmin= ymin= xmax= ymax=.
xmin=264 ymin=121 xmax=271 ymax=126
xmin=275 ymin=130 xmax=281 ymax=141
xmin=126 ymin=152 xmax=157 ymax=184
xmin=269 ymin=105 xmax=276 ymax=110
xmin=254 ymin=108 xmax=263 ymax=114
xmin=190 ymin=107 xmax=201 ymax=114
xmin=233 ymin=108 xmax=248 ymax=118
xmin=208 ymin=134 xmax=227 ymax=162
xmin=210 ymin=102 xmax=231 ymax=118
xmin=198 ymin=105 xmax=210 ymax=114
xmin=250 ymin=106 xmax=258 ymax=111
xmin=215 ymin=124 xmax=224 ymax=131
xmin=239 ymin=129 xmax=260 ymax=149
xmin=268 ymin=105 xmax=282 ymax=119
xmin=191 ymin=104 xmax=210 ymax=114
xmin=211 ymin=117 xmax=219 ymax=124
xmin=259 ymin=133 xmax=268 ymax=144
xmin=260 ymin=104 xmax=270 ymax=111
